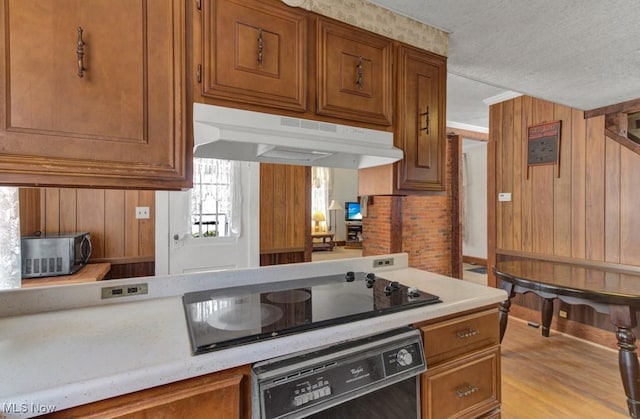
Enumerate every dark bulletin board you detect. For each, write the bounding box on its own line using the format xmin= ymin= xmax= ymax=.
xmin=527 ymin=121 xmax=561 ymax=178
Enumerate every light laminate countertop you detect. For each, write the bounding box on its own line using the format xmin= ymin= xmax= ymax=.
xmin=0 ymin=254 xmax=506 ymax=418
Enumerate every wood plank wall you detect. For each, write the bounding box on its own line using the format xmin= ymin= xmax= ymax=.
xmin=489 ymin=95 xmax=640 ymax=341
xmin=259 ymin=164 xmax=311 ymax=265
xmin=19 ymin=188 xmax=155 ymax=273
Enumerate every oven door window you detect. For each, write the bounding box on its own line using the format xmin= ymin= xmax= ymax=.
xmin=306 ymin=376 xmax=420 ymax=419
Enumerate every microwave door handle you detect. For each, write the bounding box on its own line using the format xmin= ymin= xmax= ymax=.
xmin=81 ymin=235 xmax=92 ymax=264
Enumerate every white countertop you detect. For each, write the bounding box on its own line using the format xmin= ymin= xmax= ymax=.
xmin=0 ymin=254 xmax=506 ymax=418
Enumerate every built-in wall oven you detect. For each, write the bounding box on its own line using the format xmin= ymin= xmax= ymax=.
xmin=252 ymin=327 xmax=426 ymax=419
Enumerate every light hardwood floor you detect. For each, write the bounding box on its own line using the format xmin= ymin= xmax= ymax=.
xmin=308 ymin=259 xmax=627 ymax=417
xmin=501 ymin=318 xmax=628 ymax=418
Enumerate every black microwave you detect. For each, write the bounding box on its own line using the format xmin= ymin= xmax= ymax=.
xmin=21 ymin=232 xmax=92 ymax=278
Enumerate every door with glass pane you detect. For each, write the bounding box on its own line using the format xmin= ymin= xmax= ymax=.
xmin=156 ymin=160 xmax=260 ymax=275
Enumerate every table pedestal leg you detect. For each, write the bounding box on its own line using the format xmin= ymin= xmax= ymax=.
xmin=541 ymin=298 xmax=554 ymax=337
xmin=610 ymin=305 xmax=640 ymax=418
xmin=498 ymin=282 xmax=516 ymax=343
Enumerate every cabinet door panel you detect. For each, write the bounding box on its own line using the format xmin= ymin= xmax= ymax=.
xmin=44 ymin=365 xmax=252 ymax=419
xmin=202 ymin=0 xmax=307 ymax=111
xmin=317 ymin=19 xmax=393 ymax=126
xmin=422 ymin=346 xmax=501 ymax=419
xmin=9 ymin=1 xmax=143 ymax=141
xmin=396 ymin=45 xmax=446 ymax=191
xmin=1 ymin=0 xmax=188 ymax=189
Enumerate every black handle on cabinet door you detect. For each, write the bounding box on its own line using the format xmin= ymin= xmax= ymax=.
xmin=419 ymin=107 xmax=430 ymax=134
xmin=355 ymin=57 xmax=364 ymax=89
xmin=77 ymin=26 xmax=86 ymax=78
xmin=257 ymin=28 xmax=264 ymax=66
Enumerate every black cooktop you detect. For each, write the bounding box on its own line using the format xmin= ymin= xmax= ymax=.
xmin=182 ymin=272 xmax=441 ymax=355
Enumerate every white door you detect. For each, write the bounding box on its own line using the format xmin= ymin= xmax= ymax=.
xmin=155 ymin=161 xmax=260 ymax=275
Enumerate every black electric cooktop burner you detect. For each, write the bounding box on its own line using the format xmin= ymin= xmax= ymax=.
xmin=182 ymin=272 xmax=441 ymax=355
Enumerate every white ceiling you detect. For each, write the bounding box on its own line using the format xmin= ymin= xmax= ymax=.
xmin=368 ymin=0 xmax=640 ymax=131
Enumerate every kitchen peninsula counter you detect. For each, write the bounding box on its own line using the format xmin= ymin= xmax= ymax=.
xmin=0 ymin=254 xmax=506 ymax=418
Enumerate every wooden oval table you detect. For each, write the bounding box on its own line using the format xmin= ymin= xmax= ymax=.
xmin=495 ymin=259 xmax=640 ymax=418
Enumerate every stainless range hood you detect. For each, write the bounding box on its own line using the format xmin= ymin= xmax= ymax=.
xmin=193 ymin=103 xmax=403 ymax=169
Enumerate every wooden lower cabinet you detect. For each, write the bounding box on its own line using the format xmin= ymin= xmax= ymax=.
xmin=42 ymin=308 xmax=501 ymax=419
xmin=422 ymin=346 xmax=500 ymax=419
xmin=418 ymin=307 xmax=501 ymax=419
xmin=44 ymin=365 xmax=252 ymax=419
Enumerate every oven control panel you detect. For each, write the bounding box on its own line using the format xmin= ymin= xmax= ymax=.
xmin=253 ymin=328 xmax=426 ymax=419
xmin=292 ymin=378 xmax=332 ymax=407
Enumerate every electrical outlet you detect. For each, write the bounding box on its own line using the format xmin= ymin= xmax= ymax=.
xmin=101 ymin=283 xmax=148 ymax=299
xmin=373 ymin=257 xmax=394 ymax=267
xmin=498 ymin=192 xmax=512 ymax=202
xmin=135 ymin=206 xmax=150 ymax=219
xmin=559 ymin=310 xmax=568 ymax=319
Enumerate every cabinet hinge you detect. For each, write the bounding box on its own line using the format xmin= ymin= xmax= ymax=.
xmin=196 ymin=0 xmax=201 ymax=11
xmin=197 ymin=64 xmax=202 ymax=84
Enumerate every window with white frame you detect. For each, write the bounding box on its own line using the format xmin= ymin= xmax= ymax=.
xmin=191 ymin=158 xmax=232 ymax=238
xmin=311 ymin=167 xmax=331 ymax=232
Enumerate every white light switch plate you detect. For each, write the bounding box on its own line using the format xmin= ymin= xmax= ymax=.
xmin=498 ymin=193 xmax=512 ymax=202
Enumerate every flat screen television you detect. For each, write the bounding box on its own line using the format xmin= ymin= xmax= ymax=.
xmin=345 ymin=201 xmax=362 ymax=221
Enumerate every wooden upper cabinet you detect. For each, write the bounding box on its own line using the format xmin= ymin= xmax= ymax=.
xmin=316 ymin=18 xmax=393 ymax=126
xmin=358 ymin=44 xmax=446 ymax=196
xmin=0 ymin=0 xmax=190 ymax=189
xmin=396 ymin=45 xmax=446 ymax=191
xmin=199 ymin=0 xmax=307 ymax=112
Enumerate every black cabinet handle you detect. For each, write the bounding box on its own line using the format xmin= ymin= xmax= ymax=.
xmin=77 ymin=26 xmax=86 ymax=78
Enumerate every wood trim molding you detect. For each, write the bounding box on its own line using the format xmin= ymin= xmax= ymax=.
xmin=449 ymin=134 xmax=463 ymax=278
xmin=447 ymin=127 xmax=489 ymax=142
xmin=92 ymin=256 xmax=155 ymax=265
xmin=390 ymin=196 xmax=403 ymax=253
xmin=508 ymin=304 xmax=618 ymax=350
xmin=585 ymin=98 xmax=640 ymax=119
xmin=495 ymin=248 xmax=640 ymax=275
xmin=463 ymin=255 xmax=487 ymax=266
xmin=486 ymin=103 xmax=500 ymax=288
xmin=605 ymin=128 xmax=640 ymax=155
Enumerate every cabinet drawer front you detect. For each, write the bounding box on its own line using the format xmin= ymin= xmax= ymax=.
xmin=423 ymin=346 xmax=500 ymax=419
xmin=421 ymin=309 xmax=499 ymax=365
xmin=203 ymin=0 xmax=307 ymax=111
xmin=316 ymin=19 xmax=393 ymax=126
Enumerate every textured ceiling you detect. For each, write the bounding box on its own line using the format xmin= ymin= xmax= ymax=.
xmin=368 ymin=0 xmax=640 ymax=130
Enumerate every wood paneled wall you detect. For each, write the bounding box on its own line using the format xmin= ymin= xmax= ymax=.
xmin=259 ymin=164 xmax=311 ymax=265
xmin=490 ymin=96 xmax=640 ymax=267
xmin=489 ymin=95 xmax=640 ymax=341
xmin=19 ymin=188 xmax=155 ymax=265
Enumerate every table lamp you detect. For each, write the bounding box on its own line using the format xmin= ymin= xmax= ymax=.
xmin=328 ymin=200 xmax=342 ymax=232
xmin=312 ymin=211 xmax=326 ymax=232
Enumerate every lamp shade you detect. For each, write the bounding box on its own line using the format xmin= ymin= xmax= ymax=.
xmin=312 ymin=211 xmax=326 ymax=222
xmin=328 ymin=200 xmax=342 ymax=211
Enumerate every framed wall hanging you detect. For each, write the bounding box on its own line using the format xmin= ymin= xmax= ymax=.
xmin=527 ymin=120 xmax=561 ymax=178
